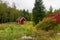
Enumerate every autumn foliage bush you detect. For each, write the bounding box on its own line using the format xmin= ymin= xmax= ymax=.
xmin=36 ymin=17 xmax=57 ymax=31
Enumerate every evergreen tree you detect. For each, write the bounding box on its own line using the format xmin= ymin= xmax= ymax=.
xmin=54 ymin=9 xmax=60 ymax=13
xmin=49 ymin=6 xmax=53 ymax=13
xmin=0 ymin=2 xmax=24 ymax=23
xmin=23 ymin=9 xmax=31 ymax=21
xmin=33 ymin=0 xmax=45 ymax=25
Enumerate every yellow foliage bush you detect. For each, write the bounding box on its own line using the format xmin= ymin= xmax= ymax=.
xmin=36 ymin=17 xmax=57 ymax=31
xmin=42 ymin=16 xmax=56 ymax=23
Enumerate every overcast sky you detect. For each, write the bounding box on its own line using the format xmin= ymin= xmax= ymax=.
xmin=3 ymin=0 xmax=60 ymax=12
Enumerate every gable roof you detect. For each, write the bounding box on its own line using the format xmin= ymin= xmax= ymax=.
xmin=16 ymin=17 xmax=25 ymax=21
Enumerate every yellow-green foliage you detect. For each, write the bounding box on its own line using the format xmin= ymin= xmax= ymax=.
xmin=0 ymin=22 xmax=37 ymax=40
xmin=54 ymin=24 xmax=60 ymax=32
xmin=36 ymin=17 xmax=57 ymax=31
xmin=0 ymin=22 xmax=60 ymax=40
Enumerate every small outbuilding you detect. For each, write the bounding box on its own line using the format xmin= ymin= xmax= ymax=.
xmin=49 ymin=13 xmax=60 ymax=24
xmin=56 ymin=13 xmax=60 ymax=24
xmin=16 ymin=17 xmax=26 ymax=25
xmin=49 ymin=13 xmax=56 ymax=17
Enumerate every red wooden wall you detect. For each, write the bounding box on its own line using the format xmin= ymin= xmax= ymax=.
xmin=49 ymin=13 xmax=60 ymax=24
xmin=56 ymin=13 xmax=60 ymax=24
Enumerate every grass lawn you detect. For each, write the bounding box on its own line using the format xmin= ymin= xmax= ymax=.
xmin=0 ymin=22 xmax=60 ymax=40
xmin=0 ymin=22 xmax=36 ymax=40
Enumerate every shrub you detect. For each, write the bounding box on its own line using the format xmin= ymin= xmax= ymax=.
xmin=54 ymin=24 xmax=60 ymax=32
xmin=36 ymin=18 xmax=57 ymax=31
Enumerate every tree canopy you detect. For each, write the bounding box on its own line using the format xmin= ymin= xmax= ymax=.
xmin=0 ymin=2 xmax=31 ymax=23
xmin=33 ymin=0 xmax=45 ymax=25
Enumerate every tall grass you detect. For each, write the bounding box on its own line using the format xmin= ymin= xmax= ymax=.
xmin=0 ymin=22 xmax=60 ymax=40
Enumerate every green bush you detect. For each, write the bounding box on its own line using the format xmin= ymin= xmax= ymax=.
xmin=36 ymin=20 xmax=57 ymax=31
xmin=54 ymin=24 xmax=60 ymax=32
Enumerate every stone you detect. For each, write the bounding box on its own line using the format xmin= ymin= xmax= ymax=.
xmin=21 ymin=36 xmax=33 ymax=40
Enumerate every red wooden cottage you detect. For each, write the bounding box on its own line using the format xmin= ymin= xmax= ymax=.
xmin=49 ymin=13 xmax=60 ymax=24
xmin=16 ymin=17 xmax=26 ymax=25
xmin=56 ymin=13 xmax=60 ymax=24
xmin=49 ymin=13 xmax=56 ymax=17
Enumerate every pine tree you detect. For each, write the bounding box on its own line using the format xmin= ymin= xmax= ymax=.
xmin=23 ymin=9 xmax=30 ymax=21
xmin=33 ymin=0 xmax=45 ymax=25
xmin=49 ymin=6 xmax=53 ymax=13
